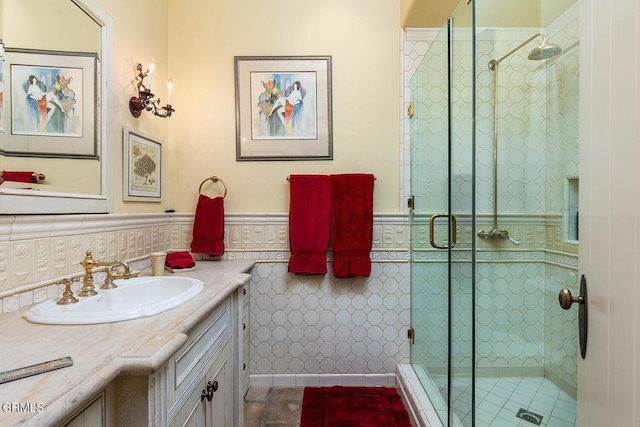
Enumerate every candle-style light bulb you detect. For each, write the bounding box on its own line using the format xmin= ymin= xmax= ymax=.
xmin=147 ymin=63 xmax=154 ymax=90
xmin=167 ymin=79 xmax=173 ymax=106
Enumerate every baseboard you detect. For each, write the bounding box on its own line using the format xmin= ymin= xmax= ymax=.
xmin=249 ymin=373 xmax=396 ymax=388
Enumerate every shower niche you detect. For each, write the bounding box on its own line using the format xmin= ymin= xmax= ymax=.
xmin=566 ymin=177 xmax=579 ymax=242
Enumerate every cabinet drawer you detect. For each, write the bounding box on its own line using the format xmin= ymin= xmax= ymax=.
xmin=169 ymin=301 xmax=230 ymax=408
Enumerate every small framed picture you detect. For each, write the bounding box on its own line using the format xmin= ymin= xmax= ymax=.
xmin=234 ymin=55 xmax=333 ymax=161
xmin=123 ymin=127 xmax=162 ymax=202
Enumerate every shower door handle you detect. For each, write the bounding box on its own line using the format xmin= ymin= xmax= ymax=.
xmin=558 ymin=274 xmax=588 ymax=359
xmin=429 ymin=213 xmax=457 ymax=249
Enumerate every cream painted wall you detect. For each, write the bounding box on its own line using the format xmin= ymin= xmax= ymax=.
xmin=4 ymin=1 xmax=400 ymax=214
xmin=95 ymin=0 xmax=171 ymax=213
xmin=167 ymin=0 xmax=401 ymax=213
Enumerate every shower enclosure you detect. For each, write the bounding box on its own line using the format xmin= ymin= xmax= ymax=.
xmin=407 ymin=1 xmax=580 ymax=426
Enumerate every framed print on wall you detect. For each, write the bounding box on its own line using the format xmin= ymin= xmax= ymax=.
xmin=234 ymin=55 xmax=333 ymax=161
xmin=123 ymin=127 xmax=162 ymax=202
xmin=1 ymin=47 xmax=98 ymax=158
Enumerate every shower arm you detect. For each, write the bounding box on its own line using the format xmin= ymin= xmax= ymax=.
xmin=488 ymin=32 xmax=545 ymax=69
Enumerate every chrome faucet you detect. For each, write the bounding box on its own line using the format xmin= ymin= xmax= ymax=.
xmin=78 ymin=250 xmax=132 ymax=296
xmin=477 ymin=227 xmax=521 ymax=246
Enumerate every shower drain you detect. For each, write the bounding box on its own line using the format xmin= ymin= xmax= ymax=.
xmin=516 ymin=408 xmax=543 ymax=425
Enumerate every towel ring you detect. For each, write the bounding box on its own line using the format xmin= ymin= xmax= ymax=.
xmin=198 ymin=175 xmax=227 ymax=198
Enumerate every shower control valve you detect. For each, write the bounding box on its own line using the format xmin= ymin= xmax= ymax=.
xmin=477 ymin=227 xmax=521 ymax=246
xmin=478 ymin=227 xmax=508 ymax=239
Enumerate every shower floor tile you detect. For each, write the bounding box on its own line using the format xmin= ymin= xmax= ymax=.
xmin=434 ymin=375 xmax=576 ymax=427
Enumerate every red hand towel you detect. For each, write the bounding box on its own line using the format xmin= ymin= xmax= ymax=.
xmin=2 ymin=171 xmax=36 ymax=183
xmin=190 ymin=194 xmax=225 ymax=256
xmin=165 ymin=251 xmax=196 ymax=269
xmin=288 ymin=175 xmax=330 ymax=274
xmin=330 ymin=174 xmax=375 ymax=278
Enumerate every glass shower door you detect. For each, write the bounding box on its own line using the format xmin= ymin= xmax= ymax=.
xmin=447 ymin=3 xmax=476 ymax=426
xmin=409 ymin=0 xmax=578 ymax=426
xmin=409 ymin=1 xmax=475 ymax=425
xmin=408 ymin=18 xmax=451 ymax=423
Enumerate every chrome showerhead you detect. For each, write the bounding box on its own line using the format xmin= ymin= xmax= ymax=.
xmin=527 ymin=38 xmax=563 ymax=61
xmin=490 ymin=32 xmax=564 ymax=68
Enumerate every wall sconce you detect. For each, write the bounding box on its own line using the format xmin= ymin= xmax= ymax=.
xmin=129 ymin=63 xmax=174 ymax=118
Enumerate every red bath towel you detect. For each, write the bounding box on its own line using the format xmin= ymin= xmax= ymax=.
xmin=1 ymin=171 xmax=36 ymax=183
xmin=190 ymin=194 xmax=225 ymax=256
xmin=288 ymin=175 xmax=331 ymax=274
xmin=330 ymin=174 xmax=375 ymax=278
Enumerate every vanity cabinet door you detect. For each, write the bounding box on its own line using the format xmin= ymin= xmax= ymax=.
xmin=206 ymin=347 xmax=230 ymax=427
xmin=169 ymin=377 xmax=207 ymax=427
xmin=169 ymin=343 xmax=230 ymax=427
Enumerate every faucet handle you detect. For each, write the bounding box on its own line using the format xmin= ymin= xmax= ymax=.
xmin=100 ymin=267 xmax=119 ymax=290
xmin=56 ymin=277 xmax=80 ymax=305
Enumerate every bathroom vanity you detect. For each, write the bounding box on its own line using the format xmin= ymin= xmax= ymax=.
xmin=0 ymin=260 xmax=254 ymax=427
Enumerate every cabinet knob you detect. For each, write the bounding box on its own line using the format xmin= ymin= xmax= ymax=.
xmin=200 ymin=388 xmax=212 ymax=402
xmin=200 ymin=380 xmax=218 ymax=402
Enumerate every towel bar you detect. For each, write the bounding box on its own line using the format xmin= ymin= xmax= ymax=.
xmin=286 ymin=175 xmax=376 ymax=181
xmin=198 ymin=175 xmax=227 ymax=198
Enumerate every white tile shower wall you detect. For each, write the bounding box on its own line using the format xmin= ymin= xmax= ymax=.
xmin=545 ymin=256 xmax=578 ymax=396
xmin=402 ymin=28 xmax=441 ymax=213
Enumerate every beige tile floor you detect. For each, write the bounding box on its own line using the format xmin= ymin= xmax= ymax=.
xmin=244 ymin=387 xmax=305 ymax=427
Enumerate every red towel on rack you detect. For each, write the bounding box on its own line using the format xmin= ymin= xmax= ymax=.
xmin=288 ymin=175 xmax=330 ymax=274
xmin=190 ymin=194 xmax=225 ymax=256
xmin=1 ymin=171 xmax=36 ymax=183
xmin=330 ymin=174 xmax=375 ymax=278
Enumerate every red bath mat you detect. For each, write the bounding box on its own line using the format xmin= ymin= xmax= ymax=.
xmin=300 ymin=386 xmax=411 ymax=427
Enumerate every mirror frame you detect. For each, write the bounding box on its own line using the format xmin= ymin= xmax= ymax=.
xmin=0 ymin=0 xmax=113 ymax=214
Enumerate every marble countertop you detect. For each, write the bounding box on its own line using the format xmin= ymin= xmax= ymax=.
xmin=0 ymin=259 xmax=255 ymax=427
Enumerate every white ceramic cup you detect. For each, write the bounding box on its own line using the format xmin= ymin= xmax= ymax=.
xmin=150 ymin=252 xmax=167 ymax=276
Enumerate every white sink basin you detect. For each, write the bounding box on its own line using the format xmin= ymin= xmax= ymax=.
xmin=24 ymin=276 xmax=204 ymax=325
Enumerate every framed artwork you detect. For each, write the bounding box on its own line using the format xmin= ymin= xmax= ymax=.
xmin=0 ymin=47 xmax=98 ymax=158
xmin=123 ymin=127 xmax=162 ymax=202
xmin=234 ymin=55 xmax=333 ymax=161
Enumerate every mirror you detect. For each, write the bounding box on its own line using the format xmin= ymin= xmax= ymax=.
xmin=0 ymin=0 xmax=111 ymax=214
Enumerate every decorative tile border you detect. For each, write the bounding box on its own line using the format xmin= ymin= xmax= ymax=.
xmin=0 ymin=212 xmax=578 ymax=313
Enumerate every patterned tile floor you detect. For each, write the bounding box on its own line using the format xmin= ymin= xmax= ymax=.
xmin=436 ymin=376 xmax=577 ymax=427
